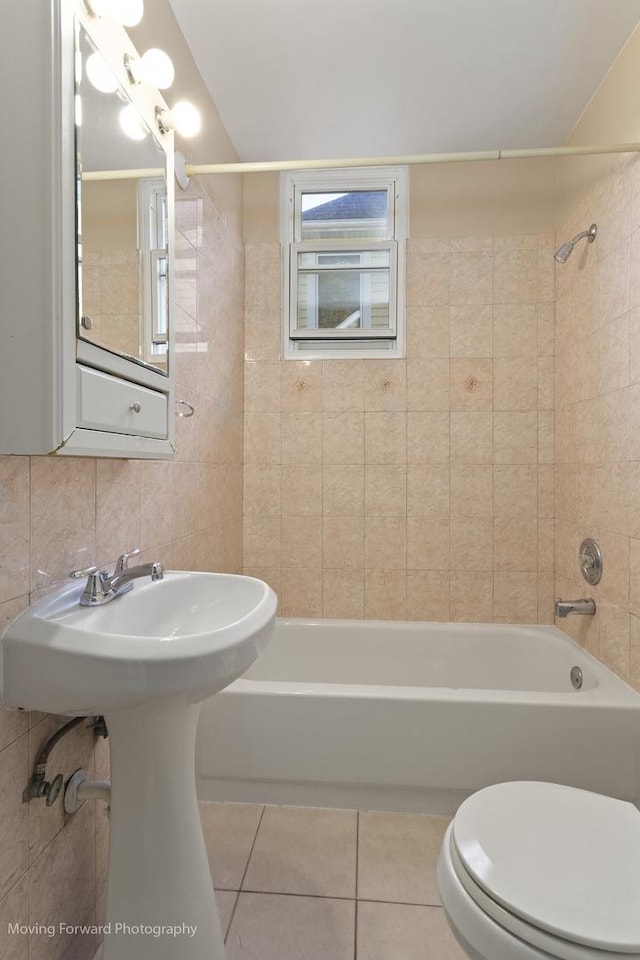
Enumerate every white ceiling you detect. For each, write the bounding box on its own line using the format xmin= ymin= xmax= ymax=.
xmin=168 ymin=0 xmax=640 ymax=162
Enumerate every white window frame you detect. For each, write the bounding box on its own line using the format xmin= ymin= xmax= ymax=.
xmin=292 ymin=241 xmax=396 ymax=339
xmin=281 ymin=166 xmax=408 ymax=360
xmin=138 ymin=178 xmax=169 ymax=365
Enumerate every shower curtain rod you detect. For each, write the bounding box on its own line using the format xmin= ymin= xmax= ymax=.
xmin=81 ymin=141 xmax=640 ymax=181
xmin=186 ymin=141 xmax=640 ymax=174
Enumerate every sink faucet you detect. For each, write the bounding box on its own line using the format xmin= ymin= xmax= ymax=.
xmin=555 ymin=598 xmax=596 ymax=618
xmin=71 ymin=549 xmax=164 ymax=606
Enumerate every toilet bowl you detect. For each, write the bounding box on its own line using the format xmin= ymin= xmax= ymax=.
xmin=436 ymin=781 xmax=640 ymax=960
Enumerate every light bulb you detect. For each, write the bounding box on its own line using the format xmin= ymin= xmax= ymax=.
xmin=125 ymin=49 xmax=175 ymax=89
xmin=86 ymin=0 xmax=144 ymax=26
xmin=86 ymin=51 xmax=119 ymax=93
xmin=140 ymin=49 xmax=174 ymax=89
xmin=160 ymin=101 xmax=201 ymax=138
xmin=119 ymin=104 xmax=147 ymax=140
xmin=109 ymin=0 xmax=144 ymax=25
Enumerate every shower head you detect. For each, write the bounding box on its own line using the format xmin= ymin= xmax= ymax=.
xmin=554 ymin=223 xmax=597 ymax=263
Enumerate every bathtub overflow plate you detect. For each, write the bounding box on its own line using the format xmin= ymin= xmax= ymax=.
xmin=579 ymin=538 xmax=602 ymax=586
xmin=570 ymin=666 xmax=583 ymax=690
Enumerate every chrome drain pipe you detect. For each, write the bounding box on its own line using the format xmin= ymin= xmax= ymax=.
xmin=64 ymin=768 xmax=111 ymax=815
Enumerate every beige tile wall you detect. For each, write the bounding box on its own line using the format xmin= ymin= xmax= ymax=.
xmin=82 ymin=250 xmax=141 ymax=361
xmin=243 ymin=234 xmax=555 ymax=623
xmin=555 ymin=152 xmax=640 ymax=690
xmin=0 ymin=177 xmax=245 ymax=957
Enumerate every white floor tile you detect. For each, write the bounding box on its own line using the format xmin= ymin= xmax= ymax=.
xmin=358 ymin=811 xmax=449 ymax=905
xmin=243 ymin=805 xmax=357 ymax=898
xmin=199 ymin=802 xmax=263 ymax=890
xmin=226 ymin=892 xmax=355 ymax=960
xmin=357 ymin=901 xmax=466 ymax=960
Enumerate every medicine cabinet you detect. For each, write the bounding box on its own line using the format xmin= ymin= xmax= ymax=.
xmin=0 ymin=0 xmax=176 ymax=457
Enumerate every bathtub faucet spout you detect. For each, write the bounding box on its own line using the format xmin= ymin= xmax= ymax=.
xmin=555 ymin=598 xmax=596 ymax=618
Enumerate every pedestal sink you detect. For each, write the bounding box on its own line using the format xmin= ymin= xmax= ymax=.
xmin=0 ymin=571 xmax=277 ymax=960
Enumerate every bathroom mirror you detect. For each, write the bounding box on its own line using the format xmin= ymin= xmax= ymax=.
xmin=76 ymin=26 xmax=169 ymax=374
xmin=0 ymin=0 xmax=175 ymax=459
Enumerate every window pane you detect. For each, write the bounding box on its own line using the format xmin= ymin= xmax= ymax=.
xmin=300 ymin=190 xmax=388 ymax=240
xmin=296 ymin=267 xmax=391 ymax=331
xmin=298 ymin=250 xmax=390 ymax=269
xmin=318 ymin=271 xmax=359 ymax=329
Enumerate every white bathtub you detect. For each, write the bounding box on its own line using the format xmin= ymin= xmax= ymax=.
xmin=196 ymin=619 xmax=640 ymax=814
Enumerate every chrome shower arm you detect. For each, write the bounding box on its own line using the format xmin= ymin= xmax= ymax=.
xmin=569 ymin=224 xmax=597 ymax=246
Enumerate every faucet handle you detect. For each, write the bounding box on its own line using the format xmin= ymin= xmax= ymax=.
xmin=70 ymin=566 xmax=112 ymax=606
xmin=69 ymin=565 xmax=99 ymax=579
xmin=113 ymin=548 xmax=141 ymax=575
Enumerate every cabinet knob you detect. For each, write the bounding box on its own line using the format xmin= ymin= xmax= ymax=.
xmin=129 ymin=401 xmax=142 ymax=414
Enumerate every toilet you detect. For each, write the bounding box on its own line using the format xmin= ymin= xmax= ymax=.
xmin=436 ymin=781 xmax=640 ymax=960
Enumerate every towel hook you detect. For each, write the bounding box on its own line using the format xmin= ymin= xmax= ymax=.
xmin=175 ymin=399 xmax=195 ymax=418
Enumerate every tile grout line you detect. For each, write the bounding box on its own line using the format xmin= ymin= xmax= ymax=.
xmin=238 ymin=803 xmax=267 ymax=893
xmin=223 ymin=804 xmax=267 ymax=941
xmin=219 ymin=887 xmax=360 ymax=903
xmin=218 ymin=884 xmax=444 ymax=909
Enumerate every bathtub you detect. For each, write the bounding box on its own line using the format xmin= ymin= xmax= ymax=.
xmin=196 ymin=619 xmax=640 ymax=814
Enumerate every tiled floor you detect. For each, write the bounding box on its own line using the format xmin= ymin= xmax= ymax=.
xmin=200 ymin=801 xmax=467 ymax=960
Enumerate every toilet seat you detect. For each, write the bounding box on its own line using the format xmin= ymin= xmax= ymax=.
xmin=445 ymin=829 xmax=640 ymax=960
xmin=439 ymin=781 xmax=640 ymax=960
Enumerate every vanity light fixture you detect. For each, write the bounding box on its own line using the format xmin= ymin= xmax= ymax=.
xmin=118 ymin=103 xmax=147 ymax=140
xmin=82 ymin=0 xmax=202 ymax=143
xmin=83 ymin=0 xmax=144 ymax=27
xmin=155 ymin=101 xmax=202 ymax=138
xmin=123 ymin=49 xmax=175 ymax=90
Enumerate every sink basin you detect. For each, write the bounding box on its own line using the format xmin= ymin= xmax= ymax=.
xmin=0 ymin=570 xmax=276 ymax=960
xmin=1 ymin=570 xmax=276 ymax=715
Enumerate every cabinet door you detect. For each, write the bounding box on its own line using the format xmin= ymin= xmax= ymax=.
xmin=0 ymin=0 xmax=175 ymax=458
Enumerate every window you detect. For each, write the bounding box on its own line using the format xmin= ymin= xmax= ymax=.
xmin=138 ymin=178 xmax=169 ymax=364
xmin=281 ymin=167 xmax=407 ymax=358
